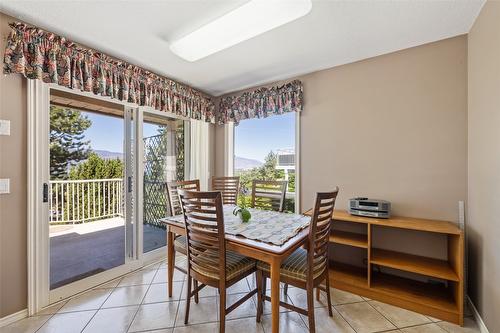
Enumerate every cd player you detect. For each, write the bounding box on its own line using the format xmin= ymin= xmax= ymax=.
xmin=349 ymin=197 xmax=391 ymax=218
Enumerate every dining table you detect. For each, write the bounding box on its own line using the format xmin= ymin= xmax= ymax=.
xmin=160 ymin=205 xmax=312 ymax=333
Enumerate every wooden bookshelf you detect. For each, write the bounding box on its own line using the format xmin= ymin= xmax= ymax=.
xmin=304 ymin=209 xmax=464 ymax=326
xmin=330 ymin=230 xmax=368 ymax=248
xmin=371 ymin=248 xmax=459 ymax=282
xmin=330 ymin=261 xmax=368 ymax=287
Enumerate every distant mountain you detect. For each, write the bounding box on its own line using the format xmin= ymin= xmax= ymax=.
xmin=235 ymin=156 xmax=263 ymax=170
xmin=94 ymin=150 xmax=124 ymax=160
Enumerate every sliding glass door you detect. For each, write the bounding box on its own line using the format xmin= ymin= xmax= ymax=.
xmin=47 ymin=88 xmax=138 ymax=302
xmin=141 ymin=113 xmax=187 ymax=254
xmin=34 ymin=86 xmax=189 ymax=308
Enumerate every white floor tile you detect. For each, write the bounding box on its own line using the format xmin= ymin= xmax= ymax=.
xmin=117 ymin=269 xmax=156 ymax=287
xmin=0 ymin=315 xmax=51 ymax=333
xmin=260 ymin=312 xmax=308 ymax=333
xmin=285 ymin=287 xmax=328 ymax=309
xmin=143 ymin=282 xmax=184 ymax=303
xmin=101 ymin=285 xmax=149 ymax=308
xmin=368 ymin=300 xmax=431 ymax=328
xmin=330 ymin=288 xmax=364 ymax=305
xmin=37 ymin=311 xmax=96 ymax=333
xmin=93 ymin=278 xmax=122 ymax=289
xmin=300 ymin=306 xmax=356 ymax=333
xmin=225 ymin=317 xmax=265 ymax=333
xmin=58 ymin=289 xmax=112 ymax=313
xmin=335 ymin=302 xmax=396 ymax=333
xmin=437 ymin=317 xmax=481 ymax=333
xmin=227 ymin=279 xmax=250 ymax=294
xmin=82 ymin=305 xmax=138 ymax=333
xmin=35 ymin=301 xmax=67 ymax=315
xmin=176 ymin=296 xmax=219 ymax=327
xmin=179 ymin=281 xmax=218 ymax=300
xmin=153 ymin=268 xmax=186 ymax=283
xmin=225 ymin=292 xmax=258 ymax=320
xmin=172 ymin=317 xmax=265 ymax=333
xmin=259 ymin=292 xmax=294 ymax=314
xmin=128 ymin=301 xmax=179 ymax=332
xmin=401 ymin=323 xmax=449 ymax=333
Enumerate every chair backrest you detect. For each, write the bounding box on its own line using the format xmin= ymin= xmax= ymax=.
xmin=166 ymin=179 xmax=200 ymax=216
xmin=251 ymin=180 xmax=288 ymax=212
xmin=178 ymin=190 xmax=226 ymax=283
xmin=211 ymin=176 xmax=240 ymax=205
xmin=307 ymin=188 xmax=339 ymax=281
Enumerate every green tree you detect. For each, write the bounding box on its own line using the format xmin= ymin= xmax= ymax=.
xmin=238 ymin=151 xmax=284 ymax=190
xmin=288 ymin=173 xmax=295 ymax=192
xmin=236 ymin=151 xmax=295 ymax=212
xmin=50 ymin=106 xmax=91 ymax=179
xmin=69 ymin=153 xmax=123 ymax=180
xmin=257 ymin=151 xmax=284 ymax=180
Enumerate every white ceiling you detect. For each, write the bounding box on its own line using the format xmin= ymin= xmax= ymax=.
xmin=0 ymin=0 xmax=484 ymax=96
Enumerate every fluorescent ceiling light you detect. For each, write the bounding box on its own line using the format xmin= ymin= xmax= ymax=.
xmin=170 ymin=0 xmax=312 ymax=62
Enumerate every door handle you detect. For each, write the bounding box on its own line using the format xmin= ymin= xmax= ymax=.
xmin=127 ymin=176 xmax=132 ymax=193
xmin=43 ymin=183 xmax=48 ymax=203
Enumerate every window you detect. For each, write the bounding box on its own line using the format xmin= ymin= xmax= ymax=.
xmin=234 ymin=113 xmax=297 ymax=212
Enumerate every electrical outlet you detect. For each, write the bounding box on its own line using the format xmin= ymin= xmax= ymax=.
xmin=0 ymin=120 xmax=11 ymax=136
xmin=0 ymin=179 xmax=10 ymax=194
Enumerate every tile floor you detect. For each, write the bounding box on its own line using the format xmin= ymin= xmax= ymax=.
xmin=1 ymin=257 xmax=482 ymax=333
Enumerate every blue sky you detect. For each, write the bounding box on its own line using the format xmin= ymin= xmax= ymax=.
xmin=82 ymin=111 xmax=295 ymax=162
xmin=83 ymin=112 xmax=124 ymax=152
xmin=82 ymin=112 xmax=166 ymax=152
xmin=234 ymin=113 xmax=295 ymax=162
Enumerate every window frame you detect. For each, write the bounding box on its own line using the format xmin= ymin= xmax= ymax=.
xmin=230 ymin=112 xmax=301 ymax=214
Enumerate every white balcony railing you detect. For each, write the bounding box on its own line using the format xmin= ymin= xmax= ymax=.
xmin=49 ymin=178 xmax=124 ymax=224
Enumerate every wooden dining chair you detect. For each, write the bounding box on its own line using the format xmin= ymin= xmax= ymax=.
xmin=251 ymin=180 xmax=288 ymax=212
xmin=251 ymin=179 xmax=289 ymax=293
xmin=211 ymin=176 xmax=240 ymax=205
xmin=167 ymin=179 xmax=200 ymax=216
xmin=255 ymin=188 xmax=339 ymax=333
xmin=178 ymin=189 xmax=257 ymax=333
xmin=166 ymin=180 xmax=200 ymax=277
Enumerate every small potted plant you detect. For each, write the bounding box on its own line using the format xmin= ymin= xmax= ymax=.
xmin=233 ymin=185 xmax=251 ymax=223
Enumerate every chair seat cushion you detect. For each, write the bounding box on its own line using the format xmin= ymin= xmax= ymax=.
xmin=174 ymin=235 xmax=187 ymax=254
xmin=194 ymin=250 xmax=256 ymax=281
xmin=256 ymin=248 xmax=326 ymax=282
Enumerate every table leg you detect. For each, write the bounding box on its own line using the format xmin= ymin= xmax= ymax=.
xmin=270 ymin=258 xmax=281 ymax=333
xmin=167 ymin=228 xmax=174 ymax=297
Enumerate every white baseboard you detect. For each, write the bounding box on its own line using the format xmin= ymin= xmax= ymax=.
xmin=0 ymin=309 xmax=28 ymax=327
xmin=467 ymin=296 xmax=490 ymax=333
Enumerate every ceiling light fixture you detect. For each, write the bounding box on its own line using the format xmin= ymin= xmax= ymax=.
xmin=169 ymin=0 xmax=312 ymax=62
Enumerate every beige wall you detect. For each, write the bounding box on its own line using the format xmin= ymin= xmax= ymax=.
xmin=216 ymin=36 xmax=468 ymax=259
xmin=467 ymin=2 xmax=500 ymax=332
xmin=0 ymin=12 xmax=28 ymax=317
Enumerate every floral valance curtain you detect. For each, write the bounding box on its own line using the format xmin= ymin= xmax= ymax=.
xmin=3 ymin=23 xmax=216 ymax=122
xmin=217 ymin=80 xmax=303 ymax=124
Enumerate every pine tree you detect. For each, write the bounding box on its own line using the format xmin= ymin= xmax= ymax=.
xmin=257 ymin=151 xmax=284 ymax=180
xmin=50 ymin=106 xmax=92 ymax=179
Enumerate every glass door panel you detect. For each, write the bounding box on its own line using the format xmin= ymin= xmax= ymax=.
xmin=48 ymin=90 xmax=135 ymax=290
xmin=142 ymin=115 xmax=186 ymax=253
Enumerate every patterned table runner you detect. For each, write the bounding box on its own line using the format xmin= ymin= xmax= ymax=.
xmin=164 ymin=205 xmax=311 ymax=246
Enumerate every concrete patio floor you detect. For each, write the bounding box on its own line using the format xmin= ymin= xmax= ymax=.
xmin=50 ymin=218 xmax=166 ymax=289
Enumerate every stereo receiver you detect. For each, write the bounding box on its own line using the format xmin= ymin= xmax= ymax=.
xmin=349 ymin=197 xmax=391 ymax=218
